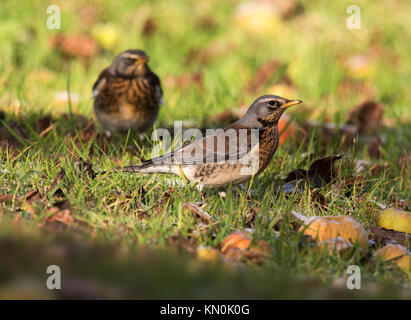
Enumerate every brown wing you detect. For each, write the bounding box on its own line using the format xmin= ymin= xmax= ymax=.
xmin=92 ymin=68 xmax=110 ymax=98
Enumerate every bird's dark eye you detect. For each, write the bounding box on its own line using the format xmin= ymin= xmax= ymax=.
xmin=126 ymin=58 xmax=135 ymax=64
xmin=268 ymin=100 xmax=277 ymax=107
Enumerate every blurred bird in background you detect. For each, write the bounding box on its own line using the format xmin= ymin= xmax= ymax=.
xmin=92 ymin=49 xmax=163 ymax=139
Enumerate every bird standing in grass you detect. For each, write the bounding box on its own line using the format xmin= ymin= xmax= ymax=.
xmin=92 ymin=49 xmax=163 ymax=139
xmin=114 ymin=95 xmax=302 ymax=189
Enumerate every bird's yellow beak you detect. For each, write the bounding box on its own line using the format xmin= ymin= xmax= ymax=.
xmin=281 ymin=99 xmax=302 ymax=109
xmin=136 ymin=57 xmax=148 ymax=64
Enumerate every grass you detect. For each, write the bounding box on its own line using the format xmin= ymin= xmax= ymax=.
xmin=0 ymin=0 xmax=410 ymax=299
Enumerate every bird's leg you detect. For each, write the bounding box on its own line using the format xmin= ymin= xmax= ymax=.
xmin=139 ymin=132 xmax=146 ymax=142
xmin=218 ymin=191 xmax=227 ymax=199
xmin=105 ymin=130 xmax=112 ymax=141
xmin=195 ymin=184 xmax=205 ymax=192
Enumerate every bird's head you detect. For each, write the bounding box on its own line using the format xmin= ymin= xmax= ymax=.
xmin=241 ymin=95 xmax=302 ymax=128
xmin=110 ymin=49 xmax=149 ymax=77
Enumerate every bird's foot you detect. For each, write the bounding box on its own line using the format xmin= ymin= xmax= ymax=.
xmin=218 ymin=191 xmax=227 ymax=199
xmin=138 ymin=133 xmax=147 ymax=142
xmin=105 ymin=130 xmax=112 ymax=140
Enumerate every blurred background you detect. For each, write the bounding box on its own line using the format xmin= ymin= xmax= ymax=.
xmin=0 ymin=0 xmax=410 ymax=299
xmin=1 ymin=0 xmax=410 ymax=123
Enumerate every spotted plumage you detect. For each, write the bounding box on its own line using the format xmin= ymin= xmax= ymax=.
xmin=92 ymin=49 xmax=163 ymax=137
xmin=114 ymin=95 xmax=302 ymax=189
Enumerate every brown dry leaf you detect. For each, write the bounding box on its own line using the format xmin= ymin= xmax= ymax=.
xmin=367 ymin=136 xmax=382 ymax=159
xmin=333 ymin=174 xmax=367 ymax=197
xmin=0 ymin=139 xmax=20 ymax=159
xmin=50 ymin=168 xmax=66 ymax=197
xmin=46 ymin=208 xmax=73 ymax=226
xmin=141 ymin=17 xmax=156 ymax=37
xmin=0 ymin=121 xmax=26 ymax=142
xmin=74 ymin=160 xmax=97 ymax=180
xmin=245 ymin=59 xmax=282 ymax=94
xmin=167 ymin=232 xmax=198 ymax=253
xmin=0 ymin=194 xmax=13 ymax=203
xmin=0 ymin=121 xmax=26 ymax=159
xmin=18 ymin=189 xmax=42 ymax=205
xmin=49 ymin=34 xmax=98 ymax=59
xmin=299 ymin=120 xmax=358 ymax=149
xmin=185 ymin=41 xmax=236 ymax=66
xmin=285 ymin=155 xmax=342 ymax=188
xmin=311 ymin=189 xmax=327 ymax=211
xmin=136 ymin=210 xmax=148 ymax=220
xmin=183 ymin=202 xmax=214 ymax=224
xmin=346 ymin=100 xmax=383 ymax=135
xmin=163 ymin=73 xmax=203 ymax=91
xmin=371 ymin=226 xmax=411 ymax=249
xmin=78 ymin=5 xmax=99 ymax=26
xmin=245 ymin=208 xmax=257 ymax=228
xmin=35 ymin=115 xmax=53 ymax=134
xmin=399 ymin=152 xmax=411 ymax=169
xmin=79 ymin=120 xmax=97 ymax=145
xmin=209 ymin=109 xmax=239 ymax=125
xmin=150 ymin=188 xmax=177 ymax=216
xmin=197 ymin=15 xmax=217 ymax=30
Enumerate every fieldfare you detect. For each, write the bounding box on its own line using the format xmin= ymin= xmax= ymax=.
xmin=92 ymin=49 xmax=163 ymax=138
xmin=116 ymin=95 xmax=302 ymax=189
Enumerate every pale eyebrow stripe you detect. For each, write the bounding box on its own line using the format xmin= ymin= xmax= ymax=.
xmin=122 ymin=53 xmax=140 ymax=59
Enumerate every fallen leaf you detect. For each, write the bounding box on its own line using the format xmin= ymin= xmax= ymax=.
xmin=371 ymin=226 xmax=411 ymax=248
xmin=183 ymin=202 xmax=214 ymax=224
xmin=50 ymin=168 xmax=66 ymax=197
xmin=197 ymin=15 xmax=217 ymax=30
xmin=185 ymin=41 xmax=236 ymax=66
xmin=18 ymin=189 xmax=41 ymax=205
xmin=49 ymin=34 xmax=98 ymax=59
xmin=163 ymin=73 xmax=203 ymax=90
xmin=210 ymin=109 xmax=238 ymax=125
xmin=346 ymin=100 xmax=383 ymax=135
xmin=141 ymin=17 xmax=156 ymax=37
xmin=333 ymin=174 xmax=367 ymax=197
xmin=399 ymin=152 xmax=411 ymax=169
xmin=311 ymin=189 xmax=328 ymax=211
xmin=167 ymin=233 xmax=197 ymax=253
xmin=35 ymin=115 xmax=53 ymax=134
xmin=46 ymin=209 xmax=73 ymax=226
xmin=0 ymin=139 xmax=20 ymax=159
xmin=285 ymin=155 xmax=342 ymax=188
xmin=245 ymin=59 xmax=282 ymax=93
xmin=75 ymin=160 xmax=97 ymax=180
xmin=0 ymin=194 xmax=13 ymax=203
xmin=367 ymin=136 xmax=382 ymax=159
